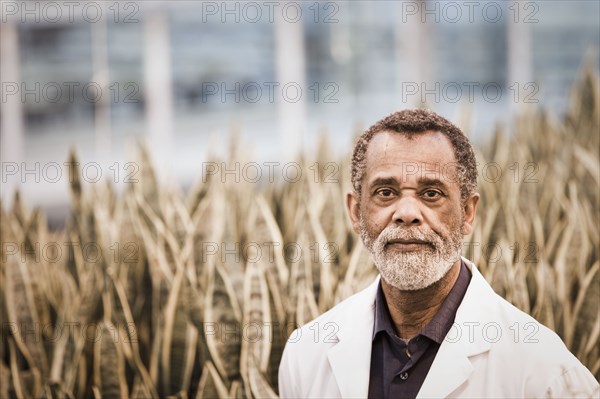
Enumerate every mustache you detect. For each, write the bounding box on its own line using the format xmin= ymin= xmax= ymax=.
xmin=377 ymin=227 xmax=440 ymax=249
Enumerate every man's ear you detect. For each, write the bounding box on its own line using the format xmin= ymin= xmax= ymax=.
xmin=346 ymin=191 xmax=361 ymax=234
xmin=461 ymin=192 xmax=480 ymax=235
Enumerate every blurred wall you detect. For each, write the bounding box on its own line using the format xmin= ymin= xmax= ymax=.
xmin=1 ymin=0 xmax=599 ymax=221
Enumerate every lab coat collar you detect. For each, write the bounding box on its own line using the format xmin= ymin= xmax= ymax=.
xmin=417 ymin=258 xmax=494 ymax=398
xmin=326 ymin=258 xmax=494 ymax=398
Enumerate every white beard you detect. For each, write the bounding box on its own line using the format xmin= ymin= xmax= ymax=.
xmin=359 ymin=217 xmax=464 ymax=291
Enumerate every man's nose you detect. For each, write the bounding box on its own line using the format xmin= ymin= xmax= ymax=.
xmin=392 ymin=196 xmax=423 ymax=226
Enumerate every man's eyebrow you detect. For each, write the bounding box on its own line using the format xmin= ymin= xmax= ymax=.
xmin=368 ymin=177 xmax=398 ymax=189
xmin=418 ymin=178 xmax=449 ymax=189
xmin=367 ymin=177 xmax=451 ymax=190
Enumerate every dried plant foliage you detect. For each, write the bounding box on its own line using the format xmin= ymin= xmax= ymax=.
xmin=1 ymin=70 xmax=599 ymax=398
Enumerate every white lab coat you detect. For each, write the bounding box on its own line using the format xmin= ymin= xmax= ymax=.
xmin=278 ymin=258 xmax=599 ymax=398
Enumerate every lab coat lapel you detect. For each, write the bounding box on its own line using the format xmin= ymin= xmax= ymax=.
xmin=417 ymin=259 xmax=494 ymax=398
xmin=325 ymin=260 xmax=495 ymax=398
xmin=327 ymin=278 xmax=379 ymax=398
xmin=416 ymin=333 xmax=475 ymax=398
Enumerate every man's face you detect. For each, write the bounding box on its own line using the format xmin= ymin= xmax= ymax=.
xmin=346 ymin=130 xmax=479 ymax=291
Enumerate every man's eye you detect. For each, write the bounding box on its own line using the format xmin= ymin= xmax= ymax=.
xmin=422 ymin=190 xmax=442 ymax=199
xmin=376 ymin=188 xmax=394 ymax=197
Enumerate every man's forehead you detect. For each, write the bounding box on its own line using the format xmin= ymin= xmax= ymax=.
xmin=364 ymin=130 xmax=458 ymax=172
xmin=366 ymin=129 xmax=453 ymax=150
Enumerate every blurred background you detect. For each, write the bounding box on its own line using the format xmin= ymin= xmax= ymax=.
xmin=2 ymin=2 xmax=600 ymax=398
xmin=2 ymin=0 xmax=599 ymax=225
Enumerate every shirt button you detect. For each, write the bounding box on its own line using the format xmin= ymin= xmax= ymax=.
xmin=400 ymin=372 xmax=409 ymax=380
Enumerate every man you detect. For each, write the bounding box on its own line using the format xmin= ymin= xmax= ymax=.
xmin=278 ymin=109 xmax=599 ymax=398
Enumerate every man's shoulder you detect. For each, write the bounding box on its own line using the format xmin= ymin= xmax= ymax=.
xmin=287 ymin=277 xmax=379 ymax=348
xmin=464 ymin=265 xmax=578 ymax=360
xmin=278 ymin=278 xmax=379 ymax=398
xmin=464 ymin=267 xmax=595 ymax=389
xmin=487 ymin=291 xmax=575 ymax=356
xmin=491 ymin=298 xmax=597 ymax=394
xmin=449 ymin=263 xmax=598 ymax=396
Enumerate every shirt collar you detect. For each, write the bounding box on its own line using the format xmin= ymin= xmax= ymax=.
xmin=372 ymin=260 xmax=472 ymax=343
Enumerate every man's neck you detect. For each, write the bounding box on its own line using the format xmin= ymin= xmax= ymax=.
xmin=381 ymin=260 xmax=461 ymax=340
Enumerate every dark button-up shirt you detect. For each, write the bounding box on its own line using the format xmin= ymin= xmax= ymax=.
xmin=368 ymin=261 xmax=471 ymax=399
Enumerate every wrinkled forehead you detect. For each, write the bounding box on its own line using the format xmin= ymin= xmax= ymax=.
xmin=364 ymin=130 xmax=460 ymax=183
